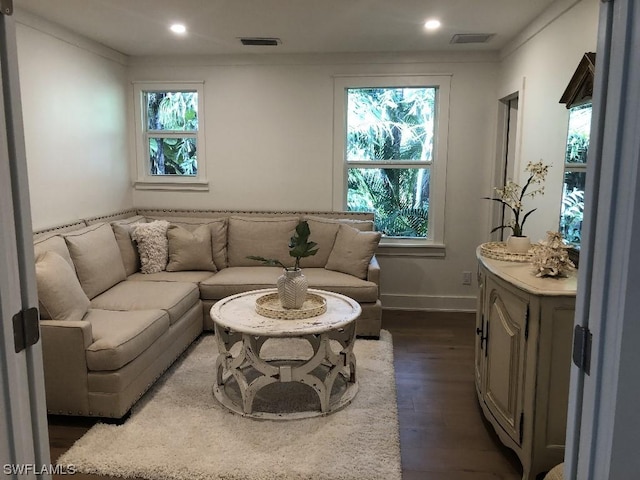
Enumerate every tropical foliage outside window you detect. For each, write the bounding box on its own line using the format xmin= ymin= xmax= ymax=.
xmin=144 ymin=91 xmax=198 ymax=176
xmin=560 ymin=103 xmax=591 ymax=245
xmin=345 ymin=87 xmax=436 ymax=238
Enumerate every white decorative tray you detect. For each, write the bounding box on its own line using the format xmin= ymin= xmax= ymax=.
xmin=480 ymin=241 xmax=541 ymax=263
xmin=255 ymin=293 xmax=327 ymax=320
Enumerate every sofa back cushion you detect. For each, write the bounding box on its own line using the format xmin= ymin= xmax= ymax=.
xmin=227 ymin=216 xmax=299 ymax=267
xmin=325 ymin=224 xmax=382 ymax=279
xmin=33 ymin=233 xmax=74 ymax=269
xmin=35 ymin=251 xmax=90 ymax=321
xmin=111 ymin=216 xmax=147 ymax=276
xmin=64 ymin=223 xmax=127 ymax=299
xmin=166 ymin=224 xmax=217 ymax=272
xmin=300 ymin=216 xmax=375 ymax=268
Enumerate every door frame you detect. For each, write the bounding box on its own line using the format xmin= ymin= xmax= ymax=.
xmin=0 ymin=6 xmax=51 ymax=478
xmin=565 ymin=0 xmax=640 ymax=478
xmin=491 ymin=87 xmax=523 ymax=241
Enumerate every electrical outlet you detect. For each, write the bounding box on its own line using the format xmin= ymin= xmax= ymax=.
xmin=462 ymin=271 xmax=472 ymax=285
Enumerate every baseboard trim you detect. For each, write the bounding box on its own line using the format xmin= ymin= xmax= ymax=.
xmin=381 ymin=293 xmax=476 ymax=312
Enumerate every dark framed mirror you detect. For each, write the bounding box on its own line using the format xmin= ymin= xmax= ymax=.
xmin=559 ymin=52 xmax=595 ymax=267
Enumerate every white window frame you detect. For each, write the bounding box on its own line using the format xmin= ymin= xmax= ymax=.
xmin=332 ymin=75 xmax=450 ymax=247
xmin=132 ymin=81 xmax=208 ymax=191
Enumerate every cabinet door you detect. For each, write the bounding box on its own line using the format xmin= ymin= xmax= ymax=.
xmin=484 ymin=276 xmax=528 ymax=445
xmin=474 ymin=268 xmax=485 ymax=394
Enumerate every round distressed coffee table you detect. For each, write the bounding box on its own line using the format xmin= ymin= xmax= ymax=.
xmin=210 ymin=288 xmax=361 ymax=420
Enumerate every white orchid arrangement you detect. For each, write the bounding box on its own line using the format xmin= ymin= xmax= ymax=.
xmin=485 ymin=161 xmax=550 ymax=237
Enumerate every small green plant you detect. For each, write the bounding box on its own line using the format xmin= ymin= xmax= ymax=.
xmin=248 ymin=221 xmax=319 ymax=270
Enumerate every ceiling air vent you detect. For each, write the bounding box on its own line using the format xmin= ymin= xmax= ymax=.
xmin=240 ymin=37 xmax=281 ymax=46
xmin=450 ymin=33 xmax=495 ymax=44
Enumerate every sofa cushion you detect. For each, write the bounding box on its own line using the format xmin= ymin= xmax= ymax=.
xmin=227 ymin=216 xmax=299 ymax=267
xmin=35 ymin=251 xmax=90 ymax=321
xmin=302 ymin=268 xmax=379 ymax=303
xmin=325 ymin=224 xmax=382 ymax=279
xmin=33 ymin=234 xmax=74 ymax=268
xmin=151 ymin=217 xmax=228 ymax=270
xmin=64 ymin=223 xmax=127 ymax=299
xmin=111 ymin=216 xmax=147 ymax=276
xmin=90 ymin=280 xmax=199 ymax=325
xmin=84 ymin=309 xmax=169 ymax=371
xmin=166 ymin=225 xmax=217 ymax=272
xmin=131 ymin=220 xmax=170 ymax=274
xmin=128 ymin=271 xmax=215 ymax=283
xmin=299 ymin=216 xmax=374 ymax=268
xmin=209 ymin=219 xmax=228 ymax=270
xmin=198 ymin=266 xmax=378 ymax=303
xmin=199 ymin=266 xmax=281 ymax=300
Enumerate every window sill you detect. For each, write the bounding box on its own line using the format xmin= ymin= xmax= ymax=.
xmin=134 ymin=180 xmax=209 ymax=192
xmin=376 ymin=240 xmax=446 ymax=258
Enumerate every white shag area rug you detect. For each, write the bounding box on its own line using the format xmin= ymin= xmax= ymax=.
xmin=58 ymin=330 xmax=401 ymax=480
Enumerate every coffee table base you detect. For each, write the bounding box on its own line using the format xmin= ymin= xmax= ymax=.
xmin=213 ymin=322 xmax=358 ymax=420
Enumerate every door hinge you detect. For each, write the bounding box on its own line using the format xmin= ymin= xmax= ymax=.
xmin=524 ymin=304 xmax=530 ymax=340
xmin=1 ymin=0 xmax=13 ymax=16
xmin=519 ymin=412 xmax=524 ymax=445
xmin=572 ymin=325 xmax=592 ymax=375
xmin=12 ymin=307 xmax=39 ymax=353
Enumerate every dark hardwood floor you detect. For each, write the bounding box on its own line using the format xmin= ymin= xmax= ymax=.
xmin=48 ymin=310 xmax=523 ymax=479
xmin=384 ymin=310 xmax=522 ymax=480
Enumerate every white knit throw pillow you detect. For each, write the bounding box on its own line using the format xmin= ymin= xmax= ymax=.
xmin=131 ymin=220 xmax=170 ymax=274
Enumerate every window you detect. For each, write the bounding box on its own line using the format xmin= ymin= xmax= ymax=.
xmin=333 ymin=76 xmax=450 ymax=244
xmin=560 ymin=103 xmax=591 ymax=245
xmin=133 ymin=82 xmax=207 ymax=190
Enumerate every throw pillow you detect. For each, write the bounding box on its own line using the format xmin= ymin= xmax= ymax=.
xmin=299 ymin=216 xmax=375 ymax=268
xmin=112 ymin=222 xmax=144 ymax=276
xmin=325 ymin=224 xmax=382 ymax=279
xmin=35 ymin=251 xmax=90 ymax=321
xmin=63 ymin=223 xmax=127 ymax=299
xmin=148 ymin=217 xmax=228 ymax=270
xmin=131 ymin=220 xmax=170 ymax=274
xmin=166 ymin=224 xmax=217 ymax=272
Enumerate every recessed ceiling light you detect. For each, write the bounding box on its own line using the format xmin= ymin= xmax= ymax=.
xmin=170 ymin=24 xmax=186 ymax=35
xmin=424 ymin=19 xmax=441 ymax=31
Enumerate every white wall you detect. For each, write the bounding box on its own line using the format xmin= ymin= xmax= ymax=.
xmin=14 ymin=0 xmax=599 ymax=310
xmin=129 ymin=53 xmax=499 ymax=310
xmin=15 ymin=13 xmax=131 ymax=230
xmin=497 ymin=0 xmax=599 ymax=242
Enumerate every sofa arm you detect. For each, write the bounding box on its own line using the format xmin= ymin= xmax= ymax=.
xmin=40 ymin=320 xmax=93 ymax=415
xmin=367 ymin=255 xmax=380 ymax=286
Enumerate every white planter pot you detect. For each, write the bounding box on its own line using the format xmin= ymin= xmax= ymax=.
xmin=506 ymin=235 xmax=531 ymax=253
xmin=276 ymin=268 xmax=308 ymax=309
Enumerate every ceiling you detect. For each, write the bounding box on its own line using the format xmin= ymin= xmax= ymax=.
xmin=16 ymin=0 xmax=558 ymax=57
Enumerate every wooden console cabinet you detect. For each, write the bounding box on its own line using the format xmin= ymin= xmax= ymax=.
xmin=475 ymin=249 xmax=577 ymax=480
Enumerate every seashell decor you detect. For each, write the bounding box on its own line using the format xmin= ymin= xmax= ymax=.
xmin=531 ymin=231 xmax=576 ymax=277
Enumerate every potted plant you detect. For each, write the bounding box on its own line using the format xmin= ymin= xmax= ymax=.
xmin=485 ymin=160 xmax=549 ymax=253
xmin=248 ymin=221 xmax=319 ymax=309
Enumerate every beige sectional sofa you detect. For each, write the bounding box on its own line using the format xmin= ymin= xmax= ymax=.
xmin=34 ymin=209 xmax=381 ymax=419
